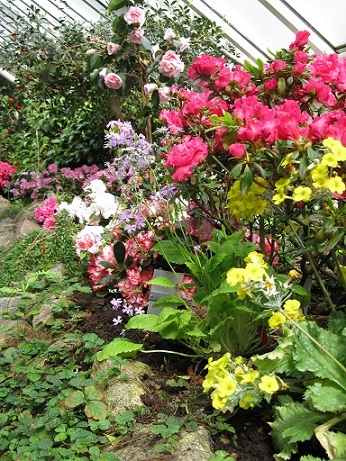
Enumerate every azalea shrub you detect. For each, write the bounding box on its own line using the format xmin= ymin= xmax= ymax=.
xmin=157 ymin=30 xmax=346 ymax=310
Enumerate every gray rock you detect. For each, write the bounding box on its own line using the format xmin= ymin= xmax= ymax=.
xmin=92 ymin=359 xmax=152 ymax=417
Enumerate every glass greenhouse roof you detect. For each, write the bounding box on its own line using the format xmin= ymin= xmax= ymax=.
xmin=1 ymin=0 xmax=346 ymax=66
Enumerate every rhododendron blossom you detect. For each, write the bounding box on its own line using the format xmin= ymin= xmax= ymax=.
xmin=164 ymin=136 xmax=209 ymax=181
xmin=76 ymin=226 xmax=104 ymax=256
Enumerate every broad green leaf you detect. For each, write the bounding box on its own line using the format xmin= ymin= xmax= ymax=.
xmin=113 ymin=240 xmax=126 ymax=264
xmin=85 ymin=400 xmax=108 ymax=421
xmin=140 ymin=35 xmax=152 ymax=50
xmin=317 ymin=431 xmax=346 ymax=460
xmin=84 ymin=385 xmax=103 ymax=402
xmin=305 ymin=383 xmax=346 ymax=413
xmin=200 ymin=281 xmax=239 ymax=304
xmin=126 ymin=313 xmax=160 ymax=331
xmin=328 ymin=310 xmax=346 ymax=336
xmin=108 ymin=0 xmax=127 ymax=13
xmin=152 ymin=295 xmax=187 ymax=308
xmin=152 ymin=240 xmax=190 ymax=265
xmin=146 ymin=277 xmax=176 ymax=288
xmin=64 ymin=390 xmax=85 ymax=409
xmin=97 ymin=338 xmax=143 ymax=361
xmin=292 ymin=322 xmax=346 ymax=391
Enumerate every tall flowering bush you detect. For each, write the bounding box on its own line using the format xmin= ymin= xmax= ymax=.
xmin=0 ymin=162 xmax=17 ymax=193
xmin=157 ymin=30 xmax=346 ymax=308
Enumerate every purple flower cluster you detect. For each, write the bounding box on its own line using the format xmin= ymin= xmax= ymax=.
xmin=118 ymin=205 xmax=147 ymax=235
xmin=10 ymin=164 xmax=112 ymax=200
xmin=104 ymin=120 xmax=155 ymax=181
xmin=110 ymin=296 xmax=145 ymax=326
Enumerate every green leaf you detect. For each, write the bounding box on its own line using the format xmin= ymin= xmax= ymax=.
xmin=270 ymin=400 xmax=326 ymax=459
xmin=85 ymin=400 xmax=108 ymax=420
xmin=64 ymin=390 xmax=85 ymax=409
xmin=305 ymin=383 xmax=346 ymax=413
xmin=141 ymin=36 xmax=152 ymax=50
xmin=292 ymin=322 xmax=346 ymax=391
xmin=152 ymin=240 xmax=191 ymax=265
xmin=147 ymin=277 xmax=176 ymax=288
xmin=84 ymin=385 xmax=103 ymax=402
xmin=114 ymin=240 xmax=126 ymax=264
xmin=126 ymin=313 xmax=160 ymax=331
xmin=108 ymin=0 xmax=127 ymax=13
xmin=240 ymin=165 xmax=253 ymax=194
xmin=97 ymin=338 xmax=143 ymax=361
xmin=152 ymin=295 xmax=187 ymax=308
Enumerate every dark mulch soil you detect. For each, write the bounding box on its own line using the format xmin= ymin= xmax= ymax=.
xmin=74 ymin=290 xmax=326 ymax=461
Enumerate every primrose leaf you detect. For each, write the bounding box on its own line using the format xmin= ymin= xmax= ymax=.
xmin=84 ymin=400 xmax=108 ymax=421
xmin=270 ymin=400 xmax=326 ymax=460
xmin=152 ymin=295 xmax=187 ymax=308
xmin=126 ymin=313 xmax=160 ymax=331
xmin=152 ymin=240 xmax=190 ymax=265
xmin=97 ymin=338 xmax=143 ymax=361
xmin=292 ymin=322 xmax=346 ymax=391
xmin=305 ymin=382 xmax=346 ymax=413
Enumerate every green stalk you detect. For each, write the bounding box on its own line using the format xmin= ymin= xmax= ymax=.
xmin=288 ymin=221 xmax=336 ymax=310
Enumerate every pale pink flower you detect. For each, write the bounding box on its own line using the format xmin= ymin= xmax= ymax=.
xmin=158 ymin=50 xmax=184 ymax=78
xmin=128 ymin=28 xmax=144 ymax=44
xmin=104 ymin=73 xmax=123 ymax=89
xmin=158 ymin=86 xmax=170 ymax=103
xmin=107 ymin=42 xmax=121 ymax=55
xmin=178 ymin=37 xmax=190 ymax=52
xmin=144 ymin=83 xmax=158 ymax=95
xmin=164 ymin=28 xmax=176 ymax=41
xmin=124 ymin=6 xmax=145 ymax=26
xmin=76 ymin=226 xmax=104 ymax=256
xmin=99 ymin=68 xmax=107 ymax=79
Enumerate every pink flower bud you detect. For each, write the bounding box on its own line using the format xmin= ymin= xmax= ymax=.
xmin=104 ymin=73 xmax=123 ymax=89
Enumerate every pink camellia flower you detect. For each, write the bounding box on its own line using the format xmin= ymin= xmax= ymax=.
xmin=289 ymin=30 xmax=310 ymax=50
xmin=164 ymin=135 xmax=209 ymax=181
xmin=124 ymin=6 xmax=145 ymax=26
xmin=107 ymin=42 xmax=121 ymax=55
xmin=144 ymin=83 xmax=158 ymax=95
xmin=164 ymin=28 xmax=176 ymax=41
xmin=158 ymin=86 xmax=170 ymax=103
xmin=178 ymin=37 xmax=190 ymax=52
xmin=128 ymin=28 xmax=144 ymax=44
xmin=229 ymin=143 xmax=246 ymax=158
xmin=158 ymin=50 xmax=184 ymax=78
xmin=104 ymin=72 xmax=123 ymax=89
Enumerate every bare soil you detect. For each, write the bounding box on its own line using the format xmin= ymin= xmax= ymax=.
xmin=76 ymin=290 xmax=327 ymax=461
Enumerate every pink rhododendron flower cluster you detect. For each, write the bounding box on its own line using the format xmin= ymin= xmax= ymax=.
xmin=0 ymin=161 xmax=16 ymax=191
xmin=34 ymin=196 xmax=58 ymax=231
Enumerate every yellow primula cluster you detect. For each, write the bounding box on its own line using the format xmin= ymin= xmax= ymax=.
xmin=268 ymin=299 xmax=305 ymax=328
xmin=227 ymin=177 xmax=269 ymax=221
xmin=226 ymin=251 xmax=268 ymax=299
xmin=203 ymin=353 xmax=280 ymax=412
xmin=273 ymin=137 xmax=346 ymax=205
xmin=310 ymin=138 xmax=346 ymax=194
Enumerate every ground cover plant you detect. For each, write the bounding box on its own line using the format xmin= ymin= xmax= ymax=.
xmin=1 ymin=1 xmax=346 ymax=459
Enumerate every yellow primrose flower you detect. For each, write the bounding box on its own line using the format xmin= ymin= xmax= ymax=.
xmin=226 ymin=267 xmax=247 ymax=286
xmin=217 ymin=377 xmax=237 ymax=398
xmin=292 ymin=186 xmax=312 ymax=202
xmin=211 ymin=390 xmax=228 ymax=410
xmin=283 ymin=299 xmax=305 ymax=322
xmin=272 ymin=190 xmax=287 ymax=204
xmin=239 ymin=392 xmax=256 ymax=409
xmin=326 ymin=176 xmax=345 ymax=194
xmin=321 ymin=152 xmax=338 ymax=168
xmin=323 ymin=137 xmax=346 ymax=161
xmin=275 ymin=177 xmax=290 ymax=191
xmin=234 ymin=356 xmax=245 ymax=365
xmin=268 ymin=311 xmax=286 ymax=329
xmin=288 ymin=269 xmax=300 ymax=279
xmin=310 ymin=163 xmax=328 ymax=181
xmin=237 ymin=284 xmax=252 ymax=300
xmin=205 ymin=353 xmax=231 ymax=372
xmin=258 ymin=375 xmax=279 ymax=394
xmin=245 ymin=251 xmax=266 ymax=266
xmin=239 ymin=369 xmax=259 ymax=385
xmin=244 ymin=262 xmax=267 ymax=281
xmin=280 ymin=154 xmax=293 ymax=168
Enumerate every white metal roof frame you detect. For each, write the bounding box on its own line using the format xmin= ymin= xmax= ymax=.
xmin=1 ymin=0 xmax=346 ymax=70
